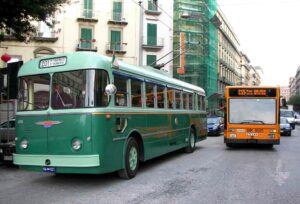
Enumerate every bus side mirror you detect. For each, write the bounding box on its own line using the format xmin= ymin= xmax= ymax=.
xmin=105 ymin=84 xmax=117 ymax=96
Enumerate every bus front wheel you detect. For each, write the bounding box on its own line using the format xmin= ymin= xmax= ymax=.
xmin=118 ymin=137 xmax=139 ymax=179
xmin=184 ymin=128 xmax=196 ymax=153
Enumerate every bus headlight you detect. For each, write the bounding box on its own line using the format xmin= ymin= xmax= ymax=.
xmin=269 ymin=129 xmax=276 ymax=133
xmin=72 ymin=139 xmax=82 ymax=151
xmin=20 ymin=139 xmax=28 ymax=149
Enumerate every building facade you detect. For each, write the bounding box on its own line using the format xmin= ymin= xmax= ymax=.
xmin=280 ymin=86 xmax=290 ymax=102
xmin=216 ymin=8 xmax=240 ymax=94
xmin=239 ymin=52 xmax=251 ymax=86
xmin=0 ymin=0 xmax=173 ymax=73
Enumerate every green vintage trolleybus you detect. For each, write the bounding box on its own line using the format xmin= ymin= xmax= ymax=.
xmin=13 ymin=52 xmax=207 ymax=179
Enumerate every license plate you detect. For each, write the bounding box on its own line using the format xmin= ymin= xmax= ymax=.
xmin=3 ymin=156 xmax=12 ymax=161
xmin=246 ymin=133 xmax=259 ymax=136
xmin=42 ymin=166 xmax=56 ymax=173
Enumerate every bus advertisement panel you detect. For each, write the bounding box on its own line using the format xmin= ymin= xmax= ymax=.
xmin=224 ymin=86 xmax=280 ymax=147
xmin=13 ymin=52 xmax=207 ymax=179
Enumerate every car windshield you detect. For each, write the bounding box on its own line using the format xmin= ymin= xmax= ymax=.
xmin=280 ymin=111 xmax=294 ymax=117
xmin=280 ymin=117 xmax=288 ymax=124
xmin=207 ymin=118 xmax=219 ymax=124
xmin=229 ymin=98 xmax=276 ymax=124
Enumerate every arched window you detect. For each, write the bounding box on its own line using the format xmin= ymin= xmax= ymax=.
xmin=33 ymin=47 xmax=56 ymax=58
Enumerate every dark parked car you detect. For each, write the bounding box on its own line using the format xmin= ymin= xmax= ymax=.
xmin=280 ymin=117 xmax=291 ymax=136
xmin=0 ymin=118 xmax=15 ymax=142
xmin=0 ymin=118 xmax=16 ymax=163
xmin=207 ymin=117 xmax=224 ymax=136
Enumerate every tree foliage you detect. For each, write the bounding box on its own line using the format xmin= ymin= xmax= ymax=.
xmin=0 ymin=0 xmax=68 ymax=41
xmin=288 ymin=94 xmax=300 ymax=112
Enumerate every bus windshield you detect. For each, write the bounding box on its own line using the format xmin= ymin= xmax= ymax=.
xmin=18 ymin=69 xmax=109 ymax=111
xmin=229 ymin=98 xmax=276 ymax=124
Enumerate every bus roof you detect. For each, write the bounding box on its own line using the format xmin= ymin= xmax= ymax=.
xmin=18 ymin=52 xmax=205 ymax=95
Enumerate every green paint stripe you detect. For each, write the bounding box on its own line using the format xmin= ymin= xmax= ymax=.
xmin=13 ymin=154 xmax=100 ymax=167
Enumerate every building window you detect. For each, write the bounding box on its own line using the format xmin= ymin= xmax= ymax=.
xmin=148 ymin=0 xmax=158 ymax=11
xmin=113 ymin=1 xmax=122 ymax=21
xmin=80 ymin=28 xmax=92 ymax=49
xmin=146 ymin=55 xmax=156 ymax=66
xmin=84 ymin=0 xmax=93 ymax=18
xmin=147 ymin=23 xmax=157 ymax=46
xmin=110 ymin=30 xmax=121 ymax=51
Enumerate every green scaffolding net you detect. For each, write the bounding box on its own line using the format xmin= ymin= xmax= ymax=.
xmin=173 ymin=0 xmax=218 ymax=110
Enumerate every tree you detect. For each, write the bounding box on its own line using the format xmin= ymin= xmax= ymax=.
xmin=288 ymin=94 xmax=300 ymax=112
xmin=0 ymin=0 xmax=68 ymax=41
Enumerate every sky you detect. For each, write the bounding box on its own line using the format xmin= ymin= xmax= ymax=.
xmin=217 ymin=0 xmax=300 ymax=86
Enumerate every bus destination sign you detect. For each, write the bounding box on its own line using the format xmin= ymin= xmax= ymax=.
xmin=39 ymin=56 xmax=67 ymax=68
xmin=229 ymin=88 xmax=277 ymax=97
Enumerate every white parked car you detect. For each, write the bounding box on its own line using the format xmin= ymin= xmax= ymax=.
xmin=280 ymin=110 xmax=296 ymax=129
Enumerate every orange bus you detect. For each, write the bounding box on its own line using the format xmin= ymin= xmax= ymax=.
xmin=224 ymin=86 xmax=280 ymax=147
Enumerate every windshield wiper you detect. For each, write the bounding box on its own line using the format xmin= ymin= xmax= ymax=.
xmin=240 ymin=120 xmax=265 ymax=124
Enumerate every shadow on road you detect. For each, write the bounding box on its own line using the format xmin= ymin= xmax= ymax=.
xmin=225 ymin=144 xmax=278 ymax=152
xmin=27 ymin=146 xmax=205 ymax=186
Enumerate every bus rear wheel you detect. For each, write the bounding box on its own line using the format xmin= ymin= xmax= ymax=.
xmin=118 ymin=137 xmax=139 ymax=179
xmin=184 ymin=128 xmax=196 ymax=153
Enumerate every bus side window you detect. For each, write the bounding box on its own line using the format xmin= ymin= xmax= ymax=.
xmin=175 ymin=90 xmax=182 ymax=109
xmin=157 ymin=85 xmax=165 ymax=108
xmin=167 ymin=88 xmax=175 ymax=109
xmin=188 ymin=93 xmax=193 ymax=110
xmin=131 ymin=79 xmax=142 ymax=108
xmin=146 ymin=83 xmax=155 ymax=108
xmin=114 ymin=75 xmax=128 ymax=107
xmin=183 ymin=92 xmax=189 ymax=110
xmin=197 ymin=94 xmax=202 ymax=110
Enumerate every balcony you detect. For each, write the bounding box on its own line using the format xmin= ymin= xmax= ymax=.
xmin=76 ymin=39 xmax=97 ymax=52
xmin=106 ymin=42 xmax=127 ymax=54
xmin=142 ymin=36 xmax=164 ymax=50
xmin=108 ymin=12 xmax=128 ymax=25
xmin=77 ymin=9 xmax=98 ymax=23
xmin=145 ymin=2 xmax=162 ymax=15
xmin=34 ymin=31 xmax=58 ymax=42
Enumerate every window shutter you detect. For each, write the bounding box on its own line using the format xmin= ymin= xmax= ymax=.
xmin=147 ymin=23 xmax=157 ymax=46
xmin=113 ymin=2 xmax=122 ymax=21
xmin=81 ymin=28 xmax=92 ymax=48
xmin=111 ymin=30 xmax=121 ymax=50
xmin=84 ymin=0 xmax=93 ymax=18
xmin=147 ymin=55 xmax=157 ymax=66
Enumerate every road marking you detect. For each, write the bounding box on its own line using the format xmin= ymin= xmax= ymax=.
xmin=273 ymin=160 xmax=290 ymax=186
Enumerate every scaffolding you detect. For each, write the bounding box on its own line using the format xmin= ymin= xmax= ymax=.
xmin=173 ymin=0 xmax=218 ymax=109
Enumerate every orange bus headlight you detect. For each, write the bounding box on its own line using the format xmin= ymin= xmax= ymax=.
xmin=269 ymin=130 xmax=277 ymax=133
xmin=229 ymin=129 xmax=235 ymax=132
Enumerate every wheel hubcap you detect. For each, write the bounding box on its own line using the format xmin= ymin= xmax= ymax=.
xmin=129 ymin=146 xmax=138 ymax=171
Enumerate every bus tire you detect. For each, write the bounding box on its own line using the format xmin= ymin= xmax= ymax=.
xmin=184 ymin=128 xmax=196 ymax=153
xmin=226 ymin=143 xmax=233 ymax=148
xmin=118 ymin=137 xmax=139 ymax=179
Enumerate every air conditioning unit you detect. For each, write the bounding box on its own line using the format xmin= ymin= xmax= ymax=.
xmin=121 ymin=17 xmax=126 ymax=21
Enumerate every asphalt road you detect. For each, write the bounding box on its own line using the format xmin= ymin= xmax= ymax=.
xmin=0 ymin=126 xmax=300 ymax=204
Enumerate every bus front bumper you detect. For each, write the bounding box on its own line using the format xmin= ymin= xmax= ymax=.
xmin=224 ymin=138 xmax=280 ymax=145
xmin=13 ymin=153 xmax=100 ymax=167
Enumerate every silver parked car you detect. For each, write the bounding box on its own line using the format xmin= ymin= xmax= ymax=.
xmin=0 ymin=118 xmax=15 ymax=142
